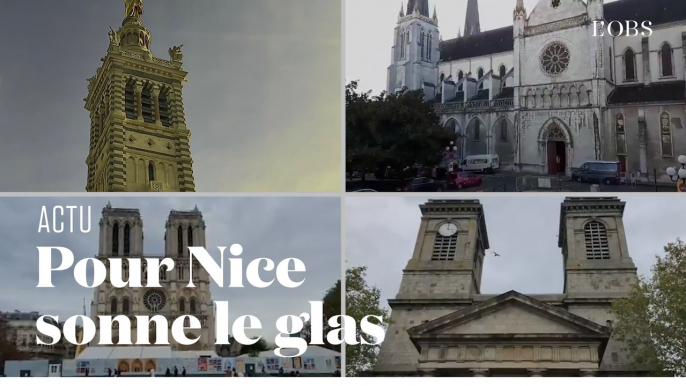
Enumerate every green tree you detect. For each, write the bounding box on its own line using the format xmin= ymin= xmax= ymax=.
xmin=301 ymin=279 xmax=341 ymax=352
xmin=345 ymin=266 xmax=389 ymax=377
xmin=611 ymin=239 xmax=686 ymax=376
xmin=346 ymin=81 xmax=454 ymax=175
xmin=240 ymin=337 xmax=270 ymax=357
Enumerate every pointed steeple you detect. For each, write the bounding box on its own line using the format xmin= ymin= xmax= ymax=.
xmin=400 ymin=2 xmax=405 ymax=17
xmin=432 ymin=5 xmax=438 ymax=22
xmin=458 ymin=24 xmax=462 ymax=38
xmin=406 ymin=0 xmax=430 ymax=17
xmin=464 ymin=0 xmax=481 ymax=37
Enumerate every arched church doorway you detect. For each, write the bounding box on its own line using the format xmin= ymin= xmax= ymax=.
xmin=545 ymin=122 xmax=567 ymax=175
xmin=145 ymin=360 xmax=156 ymax=372
xmin=118 ymin=360 xmax=130 ymax=373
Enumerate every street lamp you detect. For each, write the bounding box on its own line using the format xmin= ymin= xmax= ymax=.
xmin=666 ymin=155 xmax=686 ymax=191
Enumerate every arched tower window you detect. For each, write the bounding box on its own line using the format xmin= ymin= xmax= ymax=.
xmin=125 ymin=83 xmax=136 ymax=120
xmin=457 ymin=71 xmax=464 ymax=91
xmin=177 ymin=225 xmax=183 ymax=255
xmin=159 ymin=266 xmax=166 ymax=281
xmin=660 ymin=43 xmax=674 ymax=77
xmin=123 ymin=223 xmax=131 ymax=255
xmin=500 ymin=119 xmax=508 ymax=142
xmin=420 ymin=30 xmax=426 ymax=60
xmin=110 ymin=298 xmax=118 ymax=314
xmin=440 ymin=73 xmax=445 ymax=83
xmin=477 ymin=68 xmax=484 ymax=80
xmin=122 ymin=298 xmax=130 ymax=314
xmin=187 ymin=226 xmax=194 ymax=247
xmin=112 ymin=223 xmax=119 ymax=255
xmin=141 ymin=88 xmax=154 ymax=124
xmin=400 ymin=30 xmax=406 ymax=59
xmin=158 ymin=92 xmax=171 ymax=127
xmin=584 ymin=221 xmax=610 ymax=259
xmin=190 ymin=298 xmax=197 ymax=314
xmin=499 ymin=65 xmax=506 ymax=78
xmin=148 ymin=162 xmax=155 ymax=182
xmin=623 ymin=48 xmax=636 ymax=81
xmin=427 ymin=33 xmax=433 ymax=61
xmin=177 ymin=263 xmax=186 ymax=281
xmin=179 ymin=298 xmax=186 ymax=313
xmin=432 ymin=226 xmax=458 ymax=260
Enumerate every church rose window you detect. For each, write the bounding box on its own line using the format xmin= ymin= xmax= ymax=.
xmin=143 ymin=289 xmax=167 ymax=312
xmin=540 ymin=42 xmax=570 ymax=76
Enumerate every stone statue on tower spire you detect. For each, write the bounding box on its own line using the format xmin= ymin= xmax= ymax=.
xmin=124 ymin=0 xmax=144 ymax=18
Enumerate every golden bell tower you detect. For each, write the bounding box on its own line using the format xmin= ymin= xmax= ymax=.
xmin=85 ymin=0 xmax=195 ymax=192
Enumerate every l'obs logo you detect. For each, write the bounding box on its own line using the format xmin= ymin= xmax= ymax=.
xmin=593 ymin=21 xmax=653 ymax=37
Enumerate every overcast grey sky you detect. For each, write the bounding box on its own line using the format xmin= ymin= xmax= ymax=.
xmin=0 ymin=0 xmax=341 ymax=192
xmin=346 ymin=195 xmax=685 ymax=310
xmin=345 ymin=0 xmax=619 ymax=94
xmin=0 ymin=197 xmax=341 ymax=344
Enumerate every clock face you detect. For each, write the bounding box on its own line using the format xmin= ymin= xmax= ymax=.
xmin=438 ymin=223 xmax=458 ymax=237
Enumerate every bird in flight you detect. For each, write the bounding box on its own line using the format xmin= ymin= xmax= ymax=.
xmin=492 ymin=252 xmax=500 ymax=257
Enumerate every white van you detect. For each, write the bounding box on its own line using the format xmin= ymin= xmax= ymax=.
xmin=459 ymin=154 xmax=500 ymax=173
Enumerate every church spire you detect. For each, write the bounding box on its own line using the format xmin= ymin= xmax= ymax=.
xmin=464 ymin=0 xmax=481 ymax=37
xmin=406 ymin=0 xmax=430 ymax=17
xmin=399 ymin=2 xmax=405 ymax=17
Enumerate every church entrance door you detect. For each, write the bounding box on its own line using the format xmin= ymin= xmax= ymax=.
xmin=547 ymin=140 xmax=566 ymax=175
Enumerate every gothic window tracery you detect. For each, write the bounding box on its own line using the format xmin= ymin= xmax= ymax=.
xmin=420 ymin=30 xmax=426 ymax=61
xmin=427 ymin=33 xmax=433 ymax=61
xmin=112 ymin=223 xmax=119 ymax=255
xmin=177 ymin=225 xmax=183 ymax=255
xmin=584 ymin=221 xmax=610 ymax=259
xmin=500 ymin=119 xmax=508 ymax=142
xmin=623 ymin=48 xmax=636 ymax=81
xmin=110 ymin=298 xmax=118 ymax=314
xmin=540 ymin=42 xmax=570 ymax=76
xmin=143 ymin=289 xmax=166 ymax=312
xmin=124 ymin=223 xmax=131 ymax=255
xmin=159 ymin=266 xmax=166 ymax=281
xmin=400 ymin=30 xmax=406 ymax=59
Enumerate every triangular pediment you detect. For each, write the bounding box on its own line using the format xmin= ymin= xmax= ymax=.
xmin=408 ymin=291 xmax=611 ymax=338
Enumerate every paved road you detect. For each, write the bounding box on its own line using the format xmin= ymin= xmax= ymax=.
xmin=347 ymin=172 xmax=677 ymax=193
xmin=460 ymin=171 xmax=675 ymax=193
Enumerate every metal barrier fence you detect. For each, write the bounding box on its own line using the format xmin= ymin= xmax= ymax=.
xmin=515 ymin=176 xmax=563 ymax=192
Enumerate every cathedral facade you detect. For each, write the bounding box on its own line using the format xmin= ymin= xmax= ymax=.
xmin=84 ymin=2 xmax=195 ymax=192
xmin=388 ymin=0 xmax=686 ymax=181
xmin=89 ymin=204 xmax=216 ymax=357
xmin=373 ymin=197 xmax=649 ymax=376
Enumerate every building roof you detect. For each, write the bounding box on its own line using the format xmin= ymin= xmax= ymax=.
xmin=604 ymin=0 xmax=686 ymax=29
xmin=76 ymin=346 xmax=219 ymax=360
xmin=440 ymin=26 xmax=513 ymax=62
xmin=439 ymin=0 xmax=685 ymax=62
xmin=238 ymin=346 xmax=341 ymax=358
xmin=607 ymin=81 xmax=686 ymax=105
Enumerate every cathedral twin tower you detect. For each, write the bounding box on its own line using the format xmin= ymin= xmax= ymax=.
xmin=84 ymin=3 xmax=195 ymax=192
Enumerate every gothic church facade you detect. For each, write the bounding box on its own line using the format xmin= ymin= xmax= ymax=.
xmin=373 ymin=197 xmax=648 ymax=376
xmin=388 ymin=0 xmax=686 ymax=181
xmin=89 ymin=204 xmax=216 ymax=359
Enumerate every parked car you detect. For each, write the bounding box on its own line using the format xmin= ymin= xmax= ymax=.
xmin=448 ymin=172 xmax=482 ymax=190
xmin=459 ymin=154 xmax=500 ymax=173
xmin=400 ymin=177 xmax=446 ymax=192
xmin=571 ymin=161 xmax=621 ymax=185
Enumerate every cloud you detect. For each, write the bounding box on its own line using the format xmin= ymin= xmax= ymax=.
xmin=0 ymin=197 xmax=341 ymax=343
xmin=346 ymin=194 xmax=684 ymax=308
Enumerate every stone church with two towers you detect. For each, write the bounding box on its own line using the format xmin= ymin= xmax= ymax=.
xmin=84 ymin=1 xmax=195 ymax=192
xmin=388 ymin=0 xmax=686 ymax=181
xmin=373 ymin=197 xmax=650 ymax=376
xmin=88 ymin=203 xmax=216 ymax=361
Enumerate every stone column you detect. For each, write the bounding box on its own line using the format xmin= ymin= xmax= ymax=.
xmin=470 ymin=369 xmax=489 ymax=377
xmin=134 ymin=82 xmax=143 ymax=121
xmin=580 ymin=370 xmax=597 ymax=377
xmin=152 ymin=86 xmax=161 ymax=125
xmin=528 ymin=369 xmax=545 ymax=377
